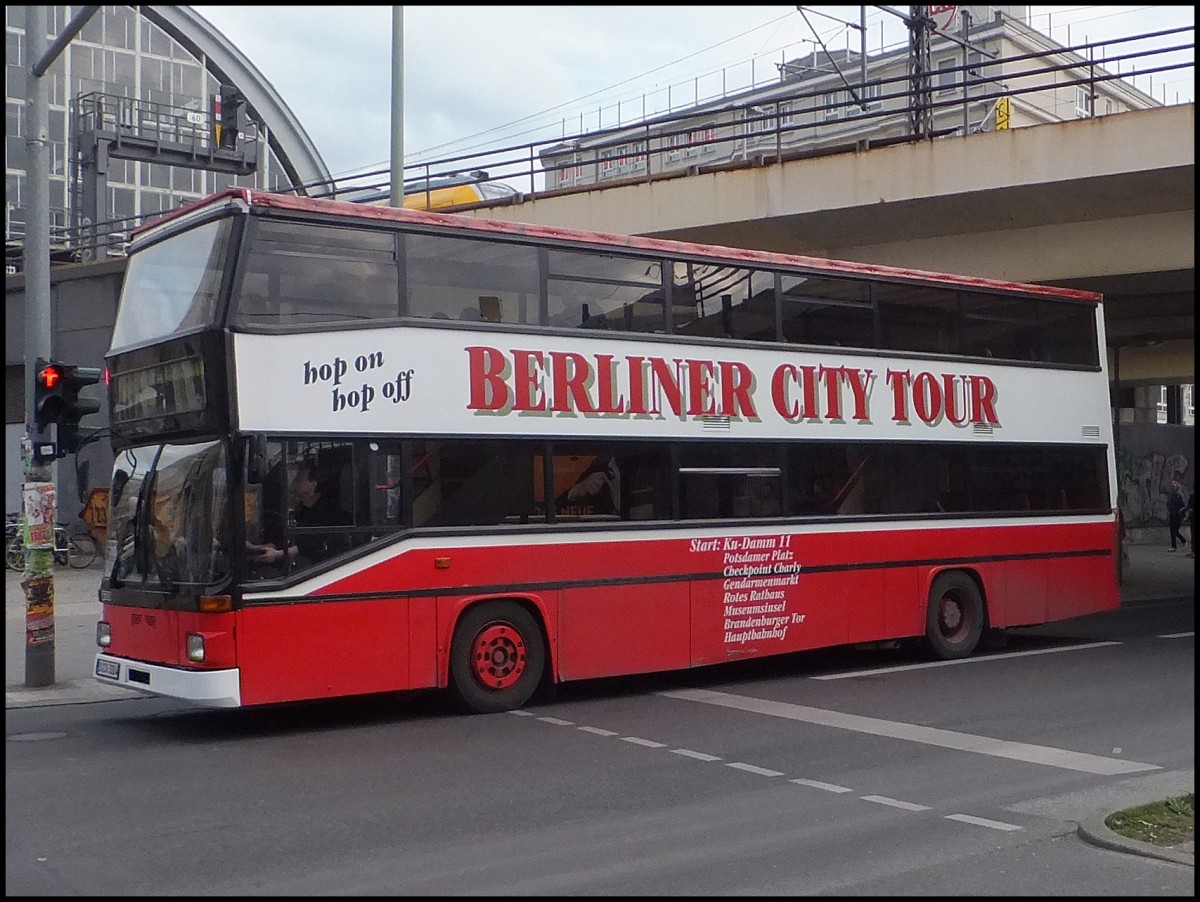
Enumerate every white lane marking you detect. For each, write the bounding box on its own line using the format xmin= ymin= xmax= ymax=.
xmin=811 ymin=642 xmax=1121 ymax=680
xmin=508 ymin=710 xmax=536 ymax=717
xmin=527 ymin=715 xmax=1023 ymax=834
xmin=726 ymin=762 xmax=784 ymax=777
xmin=1158 ymin=631 xmax=1194 ymax=639
xmin=622 ymin=736 xmax=666 ymax=748
xmin=662 ymin=688 xmax=1161 ymax=776
xmin=672 ymin=748 xmax=722 ymax=762
xmin=790 ymin=778 xmax=854 ymax=793
xmin=945 ymin=813 xmax=1023 ymax=831
xmin=539 ymin=716 xmax=574 ymax=726
xmin=861 ymin=795 xmax=930 ymax=811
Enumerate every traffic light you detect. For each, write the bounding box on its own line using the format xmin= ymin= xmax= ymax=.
xmin=58 ymin=364 xmax=103 ymax=456
xmin=214 ymin=84 xmax=245 ymax=150
xmin=31 ymin=358 xmax=101 ymax=456
xmin=33 ymin=358 xmax=66 ymax=428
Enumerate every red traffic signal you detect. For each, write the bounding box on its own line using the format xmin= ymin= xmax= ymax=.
xmin=32 ymin=358 xmax=103 ymax=455
xmin=39 ymin=362 xmax=63 ymax=390
xmin=33 ymin=358 xmax=67 ymax=427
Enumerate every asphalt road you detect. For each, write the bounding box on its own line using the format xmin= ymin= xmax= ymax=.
xmin=5 ymin=553 xmax=1194 ymax=895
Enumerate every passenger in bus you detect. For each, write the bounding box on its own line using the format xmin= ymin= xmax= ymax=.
xmin=557 ymin=455 xmax=621 ymax=516
xmin=1014 ymin=327 xmax=1040 ymax=361
xmin=806 ymin=476 xmax=840 ymax=515
xmin=250 ymin=460 xmax=351 ymax=569
xmin=733 ymin=478 xmax=781 ymax=517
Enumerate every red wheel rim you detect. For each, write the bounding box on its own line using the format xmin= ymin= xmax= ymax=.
xmin=470 ymin=622 xmax=527 ymax=690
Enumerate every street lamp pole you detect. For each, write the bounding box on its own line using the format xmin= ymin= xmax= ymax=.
xmin=389 ymin=6 xmax=404 ymax=207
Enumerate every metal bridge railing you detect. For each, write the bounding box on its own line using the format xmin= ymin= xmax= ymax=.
xmin=9 ymin=26 xmax=1191 ymax=271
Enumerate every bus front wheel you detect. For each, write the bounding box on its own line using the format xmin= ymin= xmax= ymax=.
xmin=450 ymin=601 xmax=545 ymax=714
xmin=923 ymin=572 xmax=984 ymax=660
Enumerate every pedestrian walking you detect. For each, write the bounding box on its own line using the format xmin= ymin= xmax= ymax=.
xmin=1165 ymin=479 xmax=1188 ymax=552
xmin=1186 ymin=489 xmax=1195 ymax=558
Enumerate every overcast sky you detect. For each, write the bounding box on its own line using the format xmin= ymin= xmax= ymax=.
xmin=190 ymin=5 xmax=1195 ymax=183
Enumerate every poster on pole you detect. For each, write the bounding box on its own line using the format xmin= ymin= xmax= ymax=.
xmin=24 ymin=573 xmax=55 ymax=646
xmin=23 ymin=481 xmax=55 ymax=547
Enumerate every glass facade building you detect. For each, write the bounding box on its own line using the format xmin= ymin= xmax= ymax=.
xmin=5 ymin=5 xmax=328 ymax=271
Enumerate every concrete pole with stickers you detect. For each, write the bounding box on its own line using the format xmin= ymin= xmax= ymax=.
xmin=21 ymin=4 xmax=57 ymax=688
xmin=21 ymin=5 xmax=104 ymax=687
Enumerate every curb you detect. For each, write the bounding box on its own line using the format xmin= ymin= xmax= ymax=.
xmin=5 ymin=678 xmax=146 ymax=709
xmin=1077 ymin=816 xmax=1195 ymax=866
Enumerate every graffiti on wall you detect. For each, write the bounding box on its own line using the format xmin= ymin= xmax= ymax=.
xmin=1119 ymin=447 xmax=1191 ymax=528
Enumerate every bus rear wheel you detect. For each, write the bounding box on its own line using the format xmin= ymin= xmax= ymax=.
xmin=450 ymin=601 xmax=545 ymax=714
xmin=923 ymin=571 xmax=984 ymax=660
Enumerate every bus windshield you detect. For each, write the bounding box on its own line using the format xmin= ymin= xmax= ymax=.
xmin=110 ymin=216 xmax=235 ymax=351
xmin=107 ymin=440 xmax=233 ymax=590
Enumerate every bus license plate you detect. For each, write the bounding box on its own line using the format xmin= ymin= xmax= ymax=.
xmin=96 ymin=659 xmax=120 ymax=680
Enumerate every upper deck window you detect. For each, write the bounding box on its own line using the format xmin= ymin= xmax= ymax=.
xmin=780 ymin=274 xmax=873 ymax=350
xmin=233 ymin=220 xmax=400 ymax=327
xmin=403 ymin=233 xmax=541 ymax=324
xmin=671 ymin=262 xmax=776 ymax=341
xmin=548 ymin=250 xmax=666 ymax=334
xmin=199 ymin=201 xmax=1100 ymax=367
xmin=111 ymin=217 xmax=233 ymax=351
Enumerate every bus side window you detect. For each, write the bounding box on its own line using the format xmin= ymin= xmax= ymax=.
xmin=369 ymin=450 xmax=403 ymax=529
xmin=737 ymin=477 xmax=781 ymax=517
xmin=625 ymin=453 xmax=671 ymax=520
xmin=419 ymin=440 xmax=537 ymax=527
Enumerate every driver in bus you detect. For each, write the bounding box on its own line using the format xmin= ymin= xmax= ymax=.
xmin=249 ymin=460 xmax=350 ymax=570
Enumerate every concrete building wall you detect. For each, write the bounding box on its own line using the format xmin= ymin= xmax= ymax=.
xmin=6 ymin=260 xmax=122 ymax=521
xmin=1118 ymin=422 xmax=1195 ymax=541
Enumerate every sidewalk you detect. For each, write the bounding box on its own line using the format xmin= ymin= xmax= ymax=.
xmin=5 ymin=559 xmax=132 ymax=708
xmin=1118 ymin=539 xmax=1196 ymax=606
xmin=5 ymin=540 xmax=1195 ymax=865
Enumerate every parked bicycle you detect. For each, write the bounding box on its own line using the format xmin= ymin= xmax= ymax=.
xmin=4 ymin=512 xmax=22 ymax=568
xmin=5 ymin=516 xmax=97 ymax=571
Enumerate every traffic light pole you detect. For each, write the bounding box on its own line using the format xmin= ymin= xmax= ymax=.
xmin=21 ymin=5 xmax=107 ymax=688
xmin=23 ymin=5 xmax=57 ymax=688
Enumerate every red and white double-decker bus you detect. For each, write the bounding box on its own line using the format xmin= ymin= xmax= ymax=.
xmin=94 ymin=189 xmax=1119 ymax=713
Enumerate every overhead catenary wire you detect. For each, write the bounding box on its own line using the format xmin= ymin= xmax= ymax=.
xmin=338 ymin=9 xmax=822 ymax=181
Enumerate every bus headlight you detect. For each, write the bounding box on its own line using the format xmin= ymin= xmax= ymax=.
xmin=96 ymin=621 xmax=111 ymax=647
xmin=186 ymin=632 xmax=205 ymax=662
